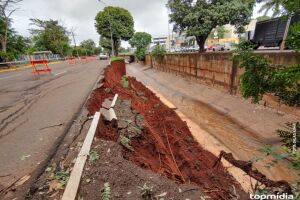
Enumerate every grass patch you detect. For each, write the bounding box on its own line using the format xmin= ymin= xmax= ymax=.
xmin=110 ymin=56 xmax=124 ymax=62
xmin=120 ymin=75 xmax=129 ymax=88
xmin=101 ymin=182 xmax=111 ymax=200
xmin=89 ymin=150 xmax=100 ymax=163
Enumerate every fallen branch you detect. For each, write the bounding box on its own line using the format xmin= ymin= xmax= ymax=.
xmin=214 ymin=151 xmax=292 ymax=193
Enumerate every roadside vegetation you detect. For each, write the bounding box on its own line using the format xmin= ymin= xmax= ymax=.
xmin=95 ymin=6 xmax=134 ymax=56
xmin=231 ymin=1 xmax=300 ymax=197
xmin=129 ymin=32 xmax=152 ymax=61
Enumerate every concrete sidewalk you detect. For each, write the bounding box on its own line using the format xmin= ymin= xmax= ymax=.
xmin=127 ymin=63 xmax=299 ymax=182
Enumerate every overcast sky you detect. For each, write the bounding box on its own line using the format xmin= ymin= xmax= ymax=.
xmin=11 ymin=0 xmax=263 ymax=47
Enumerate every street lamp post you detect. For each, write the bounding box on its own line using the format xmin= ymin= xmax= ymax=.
xmin=98 ymin=0 xmax=115 ymax=56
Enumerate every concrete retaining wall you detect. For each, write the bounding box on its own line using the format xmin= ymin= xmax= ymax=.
xmin=144 ymin=52 xmax=300 ymax=117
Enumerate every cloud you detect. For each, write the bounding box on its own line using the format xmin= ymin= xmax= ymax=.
xmin=11 ymin=0 xmax=170 ymax=47
xmin=11 ymin=0 xmax=263 ymax=48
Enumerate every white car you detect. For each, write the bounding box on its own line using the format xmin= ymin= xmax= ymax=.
xmin=99 ymin=53 xmax=108 ymax=60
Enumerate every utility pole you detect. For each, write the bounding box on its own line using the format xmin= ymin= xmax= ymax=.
xmin=98 ymin=0 xmax=115 ymax=56
xmin=70 ymin=27 xmax=79 ymax=58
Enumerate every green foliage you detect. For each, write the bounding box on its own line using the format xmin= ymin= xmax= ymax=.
xmin=151 ymin=45 xmax=166 ymax=59
xmin=120 ymin=76 xmax=129 ymax=88
xmin=95 ymin=6 xmax=134 ymax=55
xmin=119 ymin=134 xmax=134 ymax=151
xmin=233 ymin=43 xmax=300 ymax=106
xmin=29 ymin=19 xmax=70 ymax=55
xmin=53 ymin=170 xmax=70 ymax=186
xmin=129 ymin=32 xmax=152 ymax=49
xmin=0 ymin=17 xmax=30 ymax=61
xmin=283 ymin=0 xmax=300 ymax=15
xmin=209 ymin=26 xmax=229 ymax=39
xmin=277 ymin=122 xmax=300 ymax=150
xmin=287 ymin=22 xmax=300 ymax=52
xmin=167 ymin=0 xmax=255 ymax=51
xmin=258 ymin=0 xmax=285 ymax=16
xmin=0 ymin=51 xmax=14 ymax=61
xmin=129 ymin=32 xmax=151 ymax=61
xmin=99 ymin=36 xmax=120 ymax=54
xmin=89 ymin=150 xmax=100 ymax=162
xmin=101 ymin=182 xmax=111 ymax=200
xmin=135 ymin=47 xmax=147 ymax=61
xmin=111 ymin=56 xmax=124 ymax=62
xmin=80 ymin=39 xmax=96 ymax=50
xmin=252 ymin=144 xmax=300 ymax=198
xmin=256 ymin=15 xmax=272 ymax=22
xmin=139 ymin=183 xmax=153 ymax=199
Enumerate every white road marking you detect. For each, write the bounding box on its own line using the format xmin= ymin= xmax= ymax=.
xmin=54 ymin=71 xmax=67 ymax=76
xmin=0 ymin=74 xmax=21 ymax=80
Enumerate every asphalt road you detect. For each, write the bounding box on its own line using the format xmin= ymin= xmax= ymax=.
xmin=0 ymin=60 xmax=106 ymax=192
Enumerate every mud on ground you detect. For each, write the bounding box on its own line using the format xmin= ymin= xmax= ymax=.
xmin=78 ymin=139 xmax=205 ymax=200
xmin=86 ymin=62 xmax=248 ymax=200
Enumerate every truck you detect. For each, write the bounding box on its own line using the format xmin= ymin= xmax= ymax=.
xmin=250 ymin=16 xmax=299 ymax=49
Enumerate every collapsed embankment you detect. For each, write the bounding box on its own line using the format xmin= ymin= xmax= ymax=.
xmin=87 ymin=61 xmax=249 ymax=200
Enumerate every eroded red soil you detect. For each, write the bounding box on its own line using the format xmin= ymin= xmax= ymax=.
xmin=87 ymin=62 xmax=248 ymax=200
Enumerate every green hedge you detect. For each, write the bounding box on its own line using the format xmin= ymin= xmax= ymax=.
xmin=110 ymin=56 xmax=124 ymax=62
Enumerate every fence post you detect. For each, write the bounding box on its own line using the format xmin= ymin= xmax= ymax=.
xmin=229 ymin=55 xmax=238 ymax=95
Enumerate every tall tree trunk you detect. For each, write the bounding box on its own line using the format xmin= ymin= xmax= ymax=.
xmin=196 ymin=35 xmax=207 ymax=53
xmin=113 ymin=39 xmax=118 ymax=56
xmin=2 ymin=20 xmax=8 ymax=52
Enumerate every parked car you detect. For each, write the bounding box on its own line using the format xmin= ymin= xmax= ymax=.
xmin=223 ymin=43 xmax=236 ymax=51
xmin=99 ymin=53 xmax=108 ymax=60
xmin=209 ymin=44 xmax=224 ymax=51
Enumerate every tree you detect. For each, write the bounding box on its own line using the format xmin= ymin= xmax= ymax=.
xmin=95 ymin=6 xmax=134 ymax=56
xmin=129 ymin=32 xmax=152 ymax=61
xmin=0 ymin=21 xmax=29 ymax=61
xmin=99 ymin=36 xmax=120 ymax=54
xmin=0 ymin=0 xmax=22 ymax=52
xmin=80 ymin=39 xmax=96 ymax=51
xmin=256 ymin=15 xmax=272 ymax=22
xmin=209 ymin=26 xmax=229 ymax=39
xmin=129 ymin=32 xmax=152 ymax=49
xmin=29 ymin=19 xmax=70 ymax=55
xmin=167 ymin=0 xmax=255 ymax=52
xmin=257 ymin=0 xmax=285 ymax=16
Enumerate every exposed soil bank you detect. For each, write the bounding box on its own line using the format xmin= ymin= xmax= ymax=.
xmin=87 ymin=62 xmax=248 ymax=200
xmin=126 ymin=63 xmax=299 ymax=183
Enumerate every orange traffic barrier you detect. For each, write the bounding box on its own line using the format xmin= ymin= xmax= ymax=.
xmin=66 ymin=57 xmax=77 ymax=64
xmin=80 ymin=56 xmax=87 ymax=62
xmin=31 ymin=59 xmax=52 ymax=75
xmin=87 ymin=55 xmax=97 ymax=61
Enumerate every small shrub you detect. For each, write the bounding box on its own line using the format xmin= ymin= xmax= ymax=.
xmin=135 ymin=47 xmax=146 ymax=61
xmin=89 ymin=150 xmax=100 ymax=162
xmin=120 ymin=135 xmax=134 ymax=151
xmin=151 ymin=45 xmax=166 ymax=59
xmin=53 ymin=170 xmax=70 ymax=185
xmin=120 ymin=75 xmax=129 ymax=88
xmin=286 ymin=22 xmax=300 ymax=52
xmin=101 ymin=182 xmax=111 ymax=200
xmin=139 ymin=183 xmax=153 ymax=199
